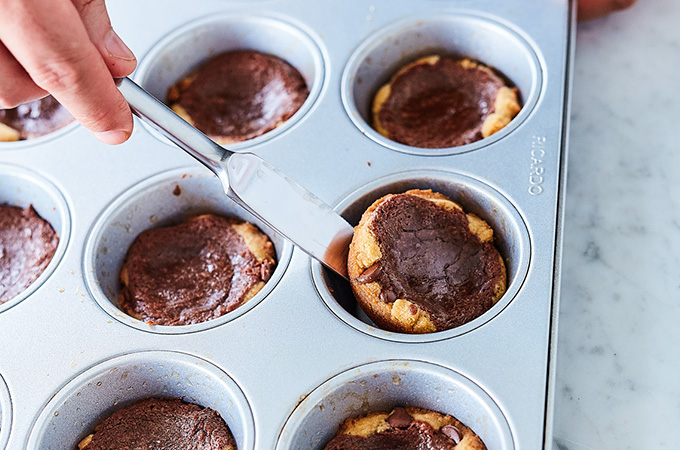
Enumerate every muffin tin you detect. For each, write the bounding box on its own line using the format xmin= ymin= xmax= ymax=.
xmin=26 ymin=351 xmax=254 ymax=449
xmin=0 ymin=1 xmax=573 ymax=449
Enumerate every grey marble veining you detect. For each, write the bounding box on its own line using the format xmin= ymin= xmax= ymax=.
xmin=555 ymin=0 xmax=680 ymax=448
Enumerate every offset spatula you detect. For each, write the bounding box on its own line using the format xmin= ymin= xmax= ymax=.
xmin=115 ymin=77 xmax=353 ymax=279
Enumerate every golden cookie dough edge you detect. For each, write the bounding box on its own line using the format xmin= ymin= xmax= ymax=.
xmin=348 ymin=189 xmax=506 ymax=333
xmin=77 ymin=433 xmax=93 ymax=449
xmin=457 ymin=54 xmax=522 ymax=137
xmin=0 ymin=122 xmax=20 ymax=142
xmin=481 ymin=86 xmax=522 ymax=138
xmin=333 ymin=406 xmax=487 ymax=450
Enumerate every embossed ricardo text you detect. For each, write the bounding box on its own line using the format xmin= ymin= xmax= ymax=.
xmin=529 ymin=136 xmax=546 ymax=195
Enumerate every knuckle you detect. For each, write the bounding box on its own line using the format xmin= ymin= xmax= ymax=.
xmin=30 ymin=53 xmax=90 ymax=92
xmin=79 ymin=93 xmax=129 ymax=131
xmin=77 ymin=100 xmax=113 ymax=129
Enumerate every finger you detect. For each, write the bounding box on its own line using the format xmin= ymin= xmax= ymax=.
xmin=0 ymin=0 xmax=133 ymax=144
xmin=72 ymin=0 xmax=137 ymax=78
xmin=0 ymin=42 xmax=48 ymax=108
xmin=578 ymin=0 xmax=638 ymax=21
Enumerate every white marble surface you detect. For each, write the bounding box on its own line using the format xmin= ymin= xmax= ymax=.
xmin=554 ymin=1 xmax=680 ymax=448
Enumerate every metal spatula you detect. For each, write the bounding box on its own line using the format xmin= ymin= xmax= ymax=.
xmin=115 ymin=77 xmax=353 ymax=279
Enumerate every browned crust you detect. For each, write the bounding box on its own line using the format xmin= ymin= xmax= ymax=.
xmin=79 ymin=430 xmax=236 ymax=450
xmin=167 ymin=71 xmax=292 ymax=146
xmin=77 ymin=398 xmax=237 ymax=450
xmin=371 ymin=55 xmax=521 ymax=145
xmin=347 ymin=189 xmax=506 ymax=333
xmin=119 ymin=214 xmax=276 ymax=324
xmin=333 ymin=406 xmax=486 ymax=450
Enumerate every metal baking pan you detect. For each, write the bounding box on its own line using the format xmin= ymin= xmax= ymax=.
xmin=0 ymin=0 xmax=574 ymax=448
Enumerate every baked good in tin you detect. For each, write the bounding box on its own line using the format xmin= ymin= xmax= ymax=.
xmin=167 ymin=49 xmax=309 ymax=144
xmin=372 ymin=55 xmax=521 ymax=148
xmin=77 ymin=397 xmax=236 ymax=450
xmin=119 ymin=213 xmax=276 ymax=326
xmin=347 ymin=189 xmax=506 ymax=333
xmin=324 ymin=406 xmax=486 ymax=449
xmin=0 ymin=96 xmax=74 ymax=142
xmin=0 ymin=204 xmax=58 ymax=304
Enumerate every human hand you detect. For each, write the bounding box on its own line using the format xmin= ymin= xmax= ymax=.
xmin=579 ymin=0 xmax=638 ymax=21
xmin=0 ymin=0 xmax=136 ymax=144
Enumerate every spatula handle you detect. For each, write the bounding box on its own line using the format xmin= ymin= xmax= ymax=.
xmin=115 ymin=77 xmax=232 ymax=173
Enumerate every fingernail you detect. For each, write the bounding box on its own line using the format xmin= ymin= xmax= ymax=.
xmin=104 ymin=28 xmax=136 ymax=61
xmin=94 ymin=130 xmax=130 ymax=145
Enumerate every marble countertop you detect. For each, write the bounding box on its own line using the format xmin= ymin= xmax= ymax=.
xmin=554 ymin=1 xmax=679 ymax=448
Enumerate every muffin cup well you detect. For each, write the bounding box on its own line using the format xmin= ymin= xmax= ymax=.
xmin=26 ymin=351 xmax=254 ymax=450
xmin=0 ymin=164 xmax=71 ymax=314
xmin=135 ymin=12 xmax=327 ymax=149
xmin=0 ymin=373 xmax=11 ymax=449
xmin=312 ymin=170 xmax=530 ymax=343
xmin=277 ymin=360 xmax=513 ymax=449
xmin=83 ymin=166 xmax=292 ymax=334
xmin=341 ymin=12 xmax=542 ymax=155
xmin=0 ymin=120 xmax=78 ymax=150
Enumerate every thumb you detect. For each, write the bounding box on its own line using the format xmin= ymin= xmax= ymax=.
xmin=578 ymin=0 xmax=638 ymax=21
xmin=72 ymin=0 xmax=137 ymax=78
